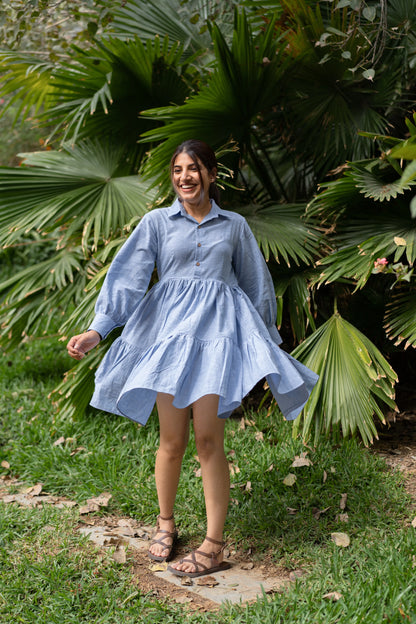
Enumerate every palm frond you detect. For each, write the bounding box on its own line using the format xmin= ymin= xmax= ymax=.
xmin=272 ymin=267 xmax=317 ymax=341
xmin=0 ymin=52 xmax=54 ymax=122
xmin=0 ymin=246 xmax=88 ymax=347
xmin=292 ymin=312 xmax=397 ymax=446
xmin=109 ymin=0 xmax=210 ymax=56
xmin=50 ymin=341 xmax=113 ymax=421
xmin=315 ymin=222 xmax=416 ymax=289
xmin=0 ymin=140 xmax=155 ymax=252
xmin=351 ymin=162 xmax=415 ymax=202
xmin=237 ymin=202 xmax=322 ymax=266
xmin=384 ymin=287 xmax=416 ymax=349
xmin=41 ymin=35 xmax=189 ymax=146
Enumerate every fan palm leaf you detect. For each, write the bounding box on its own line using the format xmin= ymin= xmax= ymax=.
xmin=384 ymin=288 xmax=416 ymax=349
xmin=49 ymin=340 xmax=113 ymax=421
xmin=0 ymin=246 xmax=88 ymax=347
xmin=46 ymin=36 xmax=189 ymax=147
xmin=0 ymin=140 xmax=155 ymax=252
xmin=237 ymin=201 xmax=322 ymax=266
xmin=0 ymin=52 xmax=53 ymax=121
xmin=292 ymin=311 xmax=397 ymax=446
xmin=109 ymin=0 xmax=210 ymax=56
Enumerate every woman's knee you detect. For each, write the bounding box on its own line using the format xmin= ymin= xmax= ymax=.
xmin=195 ymin=433 xmax=223 ymax=460
xmin=158 ymin=436 xmax=188 ymax=460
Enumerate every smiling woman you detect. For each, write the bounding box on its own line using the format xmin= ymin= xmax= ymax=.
xmin=66 ymin=139 xmax=318 ymax=578
xmin=171 ymin=140 xmax=220 ymax=217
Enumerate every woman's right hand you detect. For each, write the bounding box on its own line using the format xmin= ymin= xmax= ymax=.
xmin=66 ymin=330 xmax=101 ymax=360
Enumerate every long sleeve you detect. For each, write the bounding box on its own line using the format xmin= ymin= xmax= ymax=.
xmin=88 ymin=213 xmax=157 ymax=339
xmin=233 ymin=219 xmax=282 ymax=345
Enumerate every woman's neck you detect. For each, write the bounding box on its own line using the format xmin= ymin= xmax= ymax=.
xmin=182 ymin=198 xmax=212 ymax=223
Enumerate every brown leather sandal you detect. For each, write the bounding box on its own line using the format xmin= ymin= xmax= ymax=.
xmin=148 ymin=514 xmax=178 ymax=562
xmin=168 ymin=536 xmax=231 ymax=577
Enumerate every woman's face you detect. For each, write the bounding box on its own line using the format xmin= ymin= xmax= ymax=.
xmin=172 ymin=152 xmax=216 ymax=207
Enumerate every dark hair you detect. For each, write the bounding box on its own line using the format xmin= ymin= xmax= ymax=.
xmin=170 ymin=140 xmax=220 ymax=204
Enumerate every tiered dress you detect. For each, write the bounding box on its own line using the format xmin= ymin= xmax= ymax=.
xmin=88 ymin=199 xmax=318 ymax=425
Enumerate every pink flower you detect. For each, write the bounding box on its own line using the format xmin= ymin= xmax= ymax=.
xmin=374 ymin=257 xmax=388 ymax=270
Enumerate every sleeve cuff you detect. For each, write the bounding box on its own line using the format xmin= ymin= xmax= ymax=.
xmin=88 ymin=313 xmax=118 ymax=340
xmin=268 ymin=324 xmax=283 ymax=345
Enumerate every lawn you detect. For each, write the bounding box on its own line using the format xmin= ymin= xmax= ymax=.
xmin=0 ymin=337 xmax=415 ymax=623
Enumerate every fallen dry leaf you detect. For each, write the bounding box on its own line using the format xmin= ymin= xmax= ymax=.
xmin=241 ymin=562 xmax=254 ymax=570
xmin=79 ymin=502 xmax=100 ymax=515
xmin=254 ymin=431 xmax=264 ymax=442
xmin=331 ymin=532 xmax=350 ymax=547
xmin=323 ymin=470 xmax=327 ymax=483
xmin=1 ymin=461 xmax=10 ymax=470
xmin=53 ymin=436 xmax=66 ymax=446
xmin=283 ymin=473 xmax=297 ymax=486
xmin=323 ymin=591 xmax=343 ymax=601
xmin=245 ymin=418 xmax=255 ymax=427
xmin=411 ymin=517 xmax=416 ymax=528
xmin=291 ymin=456 xmax=312 ymax=468
xmin=313 ymin=507 xmax=330 ymax=520
xmin=180 ymin=576 xmax=193 ymax=586
xmin=287 ymin=507 xmax=298 ymax=515
xmin=22 ymin=484 xmax=43 ymax=496
xmin=31 ymin=484 xmax=43 ymax=497
xmin=87 ymin=492 xmax=112 ymax=507
xmin=194 ymin=467 xmax=202 ymax=477
xmin=229 ymin=463 xmax=240 ymax=476
xmin=239 ymin=418 xmax=245 ymax=430
xmin=196 ymin=575 xmax=219 ymax=587
xmin=245 ymin=481 xmax=252 ymax=492
xmin=149 ymin=561 xmax=167 ymax=572
xmin=2 ymin=494 xmax=16 ymax=503
xmin=340 ymin=493 xmax=348 ymax=510
xmin=337 ymin=513 xmax=349 ymax=523
xmin=112 ymin=545 xmax=127 ymax=564
xmin=70 ymin=447 xmax=87 ymax=456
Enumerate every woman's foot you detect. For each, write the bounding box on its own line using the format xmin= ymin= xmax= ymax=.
xmin=168 ymin=536 xmax=231 ymax=577
xmin=148 ymin=515 xmax=177 ymax=562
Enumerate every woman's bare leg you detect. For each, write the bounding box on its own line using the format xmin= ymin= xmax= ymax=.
xmin=148 ymin=392 xmax=190 ymax=559
xmin=170 ymin=394 xmax=230 ymax=573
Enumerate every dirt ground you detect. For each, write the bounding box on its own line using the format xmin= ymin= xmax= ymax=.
xmin=372 ymin=388 xmax=416 ymax=505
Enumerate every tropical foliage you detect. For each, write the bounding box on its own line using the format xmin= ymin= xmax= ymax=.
xmin=1 ymin=0 xmax=416 ymax=445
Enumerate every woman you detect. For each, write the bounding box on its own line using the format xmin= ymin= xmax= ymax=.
xmin=67 ymin=140 xmax=318 ymax=578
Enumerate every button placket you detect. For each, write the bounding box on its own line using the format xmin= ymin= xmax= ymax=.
xmin=195 ymin=224 xmax=202 ymax=269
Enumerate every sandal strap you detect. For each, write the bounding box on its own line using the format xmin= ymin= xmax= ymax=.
xmin=150 ymin=531 xmax=176 ymax=547
xmin=158 ymin=513 xmax=174 ymax=521
xmin=178 ymin=551 xmax=209 ymax=573
xmin=205 ymin=536 xmax=225 ymax=547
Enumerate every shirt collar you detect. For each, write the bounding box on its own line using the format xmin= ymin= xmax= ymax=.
xmin=167 ymin=197 xmax=229 ymax=223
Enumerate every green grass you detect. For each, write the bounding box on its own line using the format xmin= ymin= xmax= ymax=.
xmin=1 ymin=337 xmax=416 ymax=623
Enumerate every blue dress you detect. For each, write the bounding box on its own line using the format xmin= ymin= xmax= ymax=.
xmin=88 ymin=199 xmax=318 ymax=425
